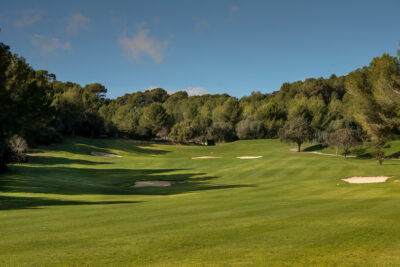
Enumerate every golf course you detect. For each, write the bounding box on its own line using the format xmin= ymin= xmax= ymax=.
xmin=1 ymin=138 xmax=400 ymax=266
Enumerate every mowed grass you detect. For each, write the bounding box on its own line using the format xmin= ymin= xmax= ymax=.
xmin=1 ymin=138 xmax=400 ymax=266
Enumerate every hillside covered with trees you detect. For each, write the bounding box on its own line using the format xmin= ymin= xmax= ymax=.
xmin=1 ymin=42 xmax=400 ymax=170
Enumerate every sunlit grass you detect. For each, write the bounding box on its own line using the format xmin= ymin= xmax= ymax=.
xmin=1 ymin=138 xmax=400 ymax=266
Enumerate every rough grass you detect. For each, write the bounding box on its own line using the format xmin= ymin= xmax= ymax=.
xmin=1 ymin=138 xmax=400 ymax=266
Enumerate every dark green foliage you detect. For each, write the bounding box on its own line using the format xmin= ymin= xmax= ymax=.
xmin=0 ymin=43 xmax=55 ymax=170
xmin=169 ymin=122 xmax=195 ymax=143
xmin=210 ymin=122 xmax=235 ymax=143
xmin=138 ymin=103 xmax=170 ymax=138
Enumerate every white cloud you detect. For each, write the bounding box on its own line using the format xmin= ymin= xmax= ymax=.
xmin=118 ymin=27 xmax=170 ymax=64
xmin=166 ymin=87 xmax=208 ymax=96
xmin=185 ymin=87 xmax=208 ymax=96
xmin=145 ymin=85 xmax=159 ymax=91
xmin=15 ymin=9 xmax=42 ymax=28
xmin=31 ymin=34 xmax=71 ymax=55
xmin=229 ymin=5 xmax=239 ymax=19
xmin=66 ymin=13 xmax=89 ymax=34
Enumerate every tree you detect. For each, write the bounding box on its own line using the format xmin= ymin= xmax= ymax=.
xmin=347 ymin=54 xmax=400 ymax=164
xmin=235 ymin=118 xmax=265 ymax=140
xmin=210 ymin=122 xmax=235 ymax=143
xmin=279 ymin=117 xmax=314 ymax=152
xmin=325 ymin=127 xmax=358 ymax=158
xmin=169 ymin=122 xmax=195 ymax=143
xmin=138 ymin=103 xmax=170 ymax=138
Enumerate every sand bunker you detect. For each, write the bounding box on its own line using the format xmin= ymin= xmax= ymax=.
xmin=132 ymin=181 xmax=172 ymax=188
xmin=289 ymin=148 xmax=299 ymax=152
xmin=342 ymin=176 xmax=392 ymax=184
xmin=91 ymin=151 xmax=122 ymax=158
xmin=192 ymin=156 xmax=221 ymax=159
xmin=236 ymin=156 xmax=263 ymax=159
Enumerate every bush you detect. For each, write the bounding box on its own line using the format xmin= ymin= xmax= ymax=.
xmin=235 ymin=118 xmax=265 ymax=140
xmin=7 ymin=135 xmax=28 ymax=163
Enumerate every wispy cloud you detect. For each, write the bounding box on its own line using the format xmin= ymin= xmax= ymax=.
xmin=15 ymin=9 xmax=42 ymax=28
xmin=145 ymin=85 xmax=159 ymax=91
xmin=184 ymin=87 xmax=208 ymax=96
xmin=166 ymin=87 xmax=208 ymax=96
xmin=31 ymin=34 xmax=71 ymax=55
xmin=66 ymin=13 xmax=89 ymax=34
xmin=195 ymin=19 xmax=209 ymax=34
xmin=118 ymin=26 xmax=170 ymax=64
xmin=228 ymin=5 xmax=239 ymax=19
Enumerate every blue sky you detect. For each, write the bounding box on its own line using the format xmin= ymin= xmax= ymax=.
xmin=1 ymin=0 xmax=399 ymax=98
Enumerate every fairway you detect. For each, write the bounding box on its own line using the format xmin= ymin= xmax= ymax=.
xmin=1 ymin=138 xmax=400 ymax=266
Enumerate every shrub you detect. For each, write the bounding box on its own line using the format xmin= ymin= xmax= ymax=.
xmin=7 ymin=135 xmax=28 ymax=163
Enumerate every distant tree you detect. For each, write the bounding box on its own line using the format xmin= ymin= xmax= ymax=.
xmin=210 ymin=122 xmax=235 ymax=143
xmin=255 ymin=101 xmax=286 ymax=138
xmin=279 ymin=117 xmax=314 ymax=152
xmin=169 ymin=122 xmax=195 ymax=143
xmin=325 ymin=127 xmax=358 ymax=158
xmin=235 ymin=118 xmax=265 ymax=140
xmin=138 ymin=103 xmax=170 ymax=138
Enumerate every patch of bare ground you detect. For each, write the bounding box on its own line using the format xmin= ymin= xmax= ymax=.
xmin=342 ymin=176 xmax=392 ymax=184
xmin=91 ymin=151 xmax=122 ymax=158
xmin=289 ymin=148 xmax=356 ymax=158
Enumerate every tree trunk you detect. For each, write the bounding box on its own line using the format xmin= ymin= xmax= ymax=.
xmin=297 ymin=142 xmax=301 ymax=152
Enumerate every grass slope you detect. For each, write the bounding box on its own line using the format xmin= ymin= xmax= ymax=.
xmin=1 ymin=138 xmax=400 ymax=266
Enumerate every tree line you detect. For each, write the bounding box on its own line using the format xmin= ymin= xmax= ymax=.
xmin=1 ymin=42 xmax=399 ymax=170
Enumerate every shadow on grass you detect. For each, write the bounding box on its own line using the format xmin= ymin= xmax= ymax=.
xmin=303 ymin=144 xmax=327 ymax=152
xmin=0 ymin=195 xmax=141 ymax=211
xmin=387 ymin=151 xmax=400 ymax=159
xmin=27 ymin=156 xmax=113 ymax=166
xmin=46 ymin=137 xmax=172 ymax=157
xmin=0 ymin=165 xmax=255 ymax=196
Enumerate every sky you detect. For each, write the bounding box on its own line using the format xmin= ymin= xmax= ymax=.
xmin=1 ymin=0 xmax=399 ymax=99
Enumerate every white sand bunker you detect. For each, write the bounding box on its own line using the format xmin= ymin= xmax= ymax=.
xmin=236 ymin=156 xmax=263 ymax=159
xmin=342 ymin=176 xmax=392 ymax=184
xmin=289 ymin=148 xmax=299 ymax=152
xmin=132 ymin=181 xmax=172 ymax=188
xmin=91 ymin=151 xmax=122 ymax=158
xmin=192 ymin=156 xmax=221 ymax=159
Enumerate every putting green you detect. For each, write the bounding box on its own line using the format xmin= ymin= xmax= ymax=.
xmin=1 ymin=138 xmax=400 ymax=266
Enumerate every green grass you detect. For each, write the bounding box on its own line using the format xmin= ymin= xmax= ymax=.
xmin=1 ymin=138 xmax=400 ymax=266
